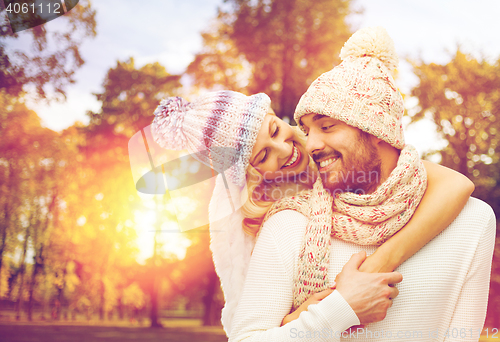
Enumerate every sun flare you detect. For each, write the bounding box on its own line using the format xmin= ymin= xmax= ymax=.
xmin=133 ymin=208 xmax=191 ymax=264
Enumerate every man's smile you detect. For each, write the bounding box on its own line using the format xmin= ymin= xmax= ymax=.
xmin=314 ymin=152 xmax=341 ymax=173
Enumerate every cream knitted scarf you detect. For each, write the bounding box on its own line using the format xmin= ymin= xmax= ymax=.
xmin=263 ymin=145 xmax=427 ymax=310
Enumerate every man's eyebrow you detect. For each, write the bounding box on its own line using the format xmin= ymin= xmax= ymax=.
xmin=312 ymin=114 xmax=328 ymax=122
xmin=299 ymin=114 xmax=327 ymax=128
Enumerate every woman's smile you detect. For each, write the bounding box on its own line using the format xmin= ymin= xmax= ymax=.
xmin=250 ymin=113 xmax=310 ymax=180
xmin=282 ymin=143 xmax=301 ymax=169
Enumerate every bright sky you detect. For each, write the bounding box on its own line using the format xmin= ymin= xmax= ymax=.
xmin=24 ymin=0 xmax=500 ymax=154
xmin=10 ymin=0 xmax=500 ymax=260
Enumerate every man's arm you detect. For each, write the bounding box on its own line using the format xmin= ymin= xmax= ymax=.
xmin=229 ymin=210 xmax=401 ymax=342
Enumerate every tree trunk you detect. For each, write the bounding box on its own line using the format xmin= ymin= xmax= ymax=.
xmin=150 ymin=197 xmax=162 ymax=328
xmin=55 ymin=262 xmax=67 ymax=320
xmin=99 ymin=274 xmax=105 ymax=321
xmin=15 ymin=226 xmax=30 ymax=320
xmin=150 ymin=272 xmax=161 ymax=327
xmin=0 ymin=163 xmax=15 ymax=298
xmin=458 ymin=142 xmax=470 ymax=178
xmin=0 ymin=203 xmax=9 ymax=298
xmin=117 ymin=295 xmax=124 ymax=320
xmin=27 ymin=246 xmax=44 ymax=321
xmin=202 ymin=270 xmax=220 ymax=326
xmin=27 ymin=192 xmax=57 ymax=321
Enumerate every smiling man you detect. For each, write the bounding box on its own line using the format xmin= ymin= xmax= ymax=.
xmin=303 ymin=115 xmax=382 ymax=195
xmin=229 ymin=27 xmax=495 ymax=342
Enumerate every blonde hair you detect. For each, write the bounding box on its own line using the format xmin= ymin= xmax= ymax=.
xmin=241 ymin=125 xmax=316 ymax=236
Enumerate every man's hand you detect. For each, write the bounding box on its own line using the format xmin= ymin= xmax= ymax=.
xmin=335 ymin=251 xmax=402 ymax=324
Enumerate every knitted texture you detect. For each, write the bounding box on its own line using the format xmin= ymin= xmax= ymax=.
xmin=229 ymin=199 xmax=495 ymax=341
xmin=264 ymin=145 xmax=427 ymax=310
xmin=152 ymin=91 xmax=270 ymax=187
xmin=294 ymin=26 xmax=405 ymax=149
xmin=208 ymin=174 xmax=255 ymax=336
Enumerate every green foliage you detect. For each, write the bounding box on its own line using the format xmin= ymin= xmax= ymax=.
xmin=188 ymin=0 xmax=354 ymax=120
xmin=410 ymin=50 xmax=500 ymax=216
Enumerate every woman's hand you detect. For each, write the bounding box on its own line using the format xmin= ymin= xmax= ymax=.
xmin=281 ymin=286 xmax=336 ymax=326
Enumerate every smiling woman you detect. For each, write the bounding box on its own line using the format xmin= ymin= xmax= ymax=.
xmin=242 ymin=113 xmax=316 ymax=236
xmin=250 ymin=112 xmax=310 ymax=181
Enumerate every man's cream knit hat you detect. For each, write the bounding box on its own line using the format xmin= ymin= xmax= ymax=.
xmin=294 ymin=26 xmax=405 ymax=149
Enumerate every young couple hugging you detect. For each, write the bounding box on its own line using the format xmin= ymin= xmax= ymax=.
xmin=152 ymin=27 xmax=495 ymax=341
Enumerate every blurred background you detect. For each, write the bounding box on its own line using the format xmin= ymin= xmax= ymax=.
xmin=1 ymin=0 xmax=499 ymax=340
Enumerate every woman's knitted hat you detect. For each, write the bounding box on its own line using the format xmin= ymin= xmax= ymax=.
xmin=294 ymin=26 xmax=405 ymax=149
xmin=152 ymin=91 xmax=270 ymax=187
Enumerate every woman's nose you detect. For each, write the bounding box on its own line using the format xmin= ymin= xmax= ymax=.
xmin=275 ymin=139 xmax=293 ymax=159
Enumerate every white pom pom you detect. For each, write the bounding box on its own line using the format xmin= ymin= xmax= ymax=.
xmin=340 ymin=26 xmax=399 ymax=72
xmin=152 ymin=97 xmax=190 ymax=150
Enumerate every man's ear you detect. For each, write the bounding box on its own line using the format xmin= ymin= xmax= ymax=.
xmin=371 ymin=136 xmax=383 ymax=145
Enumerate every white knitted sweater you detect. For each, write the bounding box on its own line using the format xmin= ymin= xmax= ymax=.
xmin=229 ymin=197 xmax=496 ymax=342
xmin=209 ymin=174 xmax=255 ymax=336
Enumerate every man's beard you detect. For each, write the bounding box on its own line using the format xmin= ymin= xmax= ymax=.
xmin=313 ymin=132 xmax=382 ymax=195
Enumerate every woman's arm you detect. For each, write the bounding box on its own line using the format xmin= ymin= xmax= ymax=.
xmin=281 ymin=287 xmax=335 ymax=326
xmin=359 ymin=161 xmax=474 ymax=273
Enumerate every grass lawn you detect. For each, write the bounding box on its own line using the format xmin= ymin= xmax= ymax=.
xmin=1 ymin=316 xmax=496 ymax=341
xmin=0 ymin=320 xmax=228 ymax=342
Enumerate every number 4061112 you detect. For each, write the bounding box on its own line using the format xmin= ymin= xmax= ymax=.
xmin=484 ymin=328 xmax=499 ymax=338
xmin=6 ymin=2 xmax=62 ymax=14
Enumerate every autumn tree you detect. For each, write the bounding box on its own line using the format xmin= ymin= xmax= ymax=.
xmin=409 ymin=49 xmax=500 ymax=327
xmin=0 ymin=93 xmax=22 ymax=295
xmin=1 ymin=1 xmax=97 ymax=308
xmin=0 ymin=0 xmax=96 ymax=101
xmin=1 ymin=0 xmax=97 ymax=307
xmin=176 ymin=231 xmax=222 ymax=326
xmin=409 ymin=49 xmax=500 ymax=214
xmin=87 ymin=58 xmax=181 ymax=138
xmin=0 ymin=92 xmax=37 ymax=305
xmin=188 ymin=0 xmax=355 ymax=120
xmin=0 ymin=89 xmax=146 ymax=322
xmin=0 ymin=91 xmax=73 ymax=320
xmin=83 ymin=59 xmax=182 ymax=325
